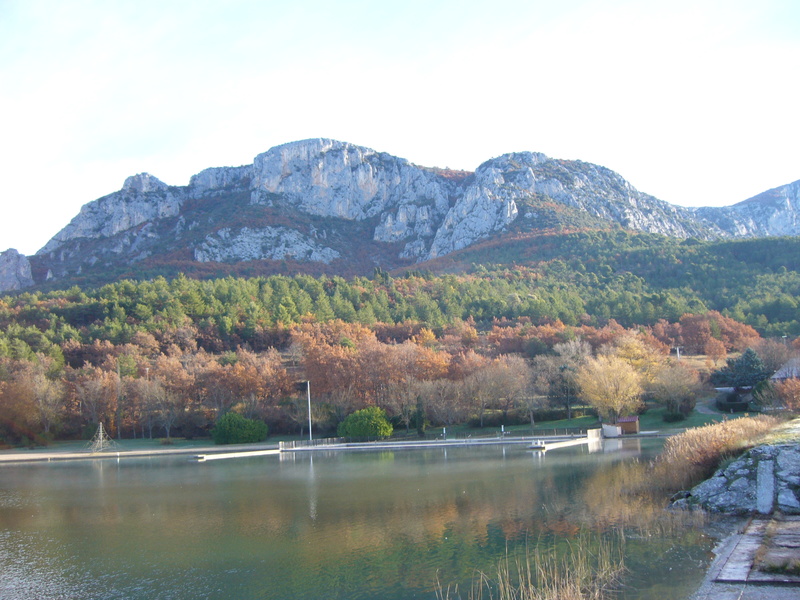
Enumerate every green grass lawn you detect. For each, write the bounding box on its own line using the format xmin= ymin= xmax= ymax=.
xmin=5 ymin=400 xmax=755 ymax=453
xmin=2 ymin=437 xmax=222 ymax=454
xmin=397 ymin=404 xmax=743 ymax=441
xmin=637 ymin=406 xmax=729 ymax=431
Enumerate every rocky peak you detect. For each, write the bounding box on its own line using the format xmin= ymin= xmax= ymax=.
xmin=189 ymin=165 xmax=253 ymax=196
xmin=693 ymin=179 xmax=800 ymax=237
xmin=37 ymin=172 xmax=186 ymax=256
xmin=122 ymin=173 xmax=168 ymax=194
xmin=11 ymin=138 xmax=797 ymax=293
xmin=250 ymin=139 xmax=457 ymax=257
xmin=0 ymin=248 xmax=34 ymax=291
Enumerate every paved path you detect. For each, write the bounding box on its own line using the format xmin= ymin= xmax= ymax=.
xmin=691 ymin=417 xmax=800 ymax=599
xmin=692 ymin=517 xmax=800 ymax=599
xmin=694 ymin=395 xmax=724 ymax=415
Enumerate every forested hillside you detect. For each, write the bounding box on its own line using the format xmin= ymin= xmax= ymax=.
xmin=1 ymin=231 xmax=798 ymax=446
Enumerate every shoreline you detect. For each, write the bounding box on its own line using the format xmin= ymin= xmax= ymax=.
xmin=686 ymin=418 xmax=800 ymax=598
xmin=0 ymin=431 xmax=667 ymax=464
xmin=690 ymin=517 xmax=800 ymax=600
xmin=0 ymin=441 xmax=281 ymax=464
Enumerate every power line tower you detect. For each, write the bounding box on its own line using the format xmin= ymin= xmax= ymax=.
xmin=85 ymin=422 xmax=118 ymax=453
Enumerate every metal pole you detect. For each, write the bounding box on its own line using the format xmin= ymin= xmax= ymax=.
xmin=307 ymin=380 xmax=313 ymax=441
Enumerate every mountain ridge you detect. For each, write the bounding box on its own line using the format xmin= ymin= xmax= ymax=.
xmin=3 ymin=138 xmax=798 ymax=292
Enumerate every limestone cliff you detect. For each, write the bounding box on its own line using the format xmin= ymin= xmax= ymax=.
xmin=693 ymin=180 xmax=800 ymax=237
xmin=1 ymin=138 xmax=796 ymax=292
xmin=250 ymin=139 xmax=455 ymax=258
xmin=38 ymin=173 xmax=186 ymax=256
xmin=0 ymin=249 xmax=34 ymax=291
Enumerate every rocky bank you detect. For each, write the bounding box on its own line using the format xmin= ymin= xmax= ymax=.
xmin=673 ymin=442 xmax=800 ymax=515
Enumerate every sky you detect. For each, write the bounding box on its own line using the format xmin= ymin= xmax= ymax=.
xmin=1 ymin=0 xmax=798 ymax=256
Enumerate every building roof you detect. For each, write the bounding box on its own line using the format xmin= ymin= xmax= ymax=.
xmin=771 ymin=357 xmax=800 ymax=380
xmin=617 ymin=416 xmax=639 ymax=423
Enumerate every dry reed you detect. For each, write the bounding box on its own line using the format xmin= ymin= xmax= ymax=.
xmin=651 ymin=415 xmax=781 ymax=493
xmin=437 ymin=532 xmax=626 ymax=600
xmin=439 ymin=415 xmax=784 ymax=600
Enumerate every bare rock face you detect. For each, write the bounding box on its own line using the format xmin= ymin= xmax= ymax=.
xmin=38 ymin=173 xmax=185 ymax=256
xmin=26 ymin=138 xmax=799 ymax=286
xmin=194 ymin=227 xmax=340 ymax=264
xmin=189 ymin=165 xmax=253 ymax=196
xmin=672 ymin=445 xmax=800 ymax=515
xmin=250 ymin=139 xmax=455 ymax=258
xmin=0 ymin=248 xmax=34 ymax=291
xmin=693 ymin=180 xmax=800 ymax=237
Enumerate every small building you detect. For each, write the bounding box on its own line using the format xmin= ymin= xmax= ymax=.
xmin=771 ymin=357 xmax=800 ymax=381
xmin=617 ymin=415 xmax=640 ymax=435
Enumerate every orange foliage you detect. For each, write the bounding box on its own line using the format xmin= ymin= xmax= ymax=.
xmin=775 ymin=378 xmax=800 ymax=411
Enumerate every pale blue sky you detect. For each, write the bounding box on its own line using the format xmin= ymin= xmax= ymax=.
xmin=1 ymin=0 xmax=798 ymax=255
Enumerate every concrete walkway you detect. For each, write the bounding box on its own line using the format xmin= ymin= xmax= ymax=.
xmin=0 ymin=442 xmax=280 ymax=464
xmin=691 ymin=418 xmax=800 ymax=599
xmin=692 ymin=516 xmax=800 ymax=599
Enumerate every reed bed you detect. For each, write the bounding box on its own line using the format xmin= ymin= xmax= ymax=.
xmin=440 ymin=415 xmax=784 ymax=600
xmin=438 ymin=532 xmax=626 ymax=600
xmin=651 ymin=414 xmax=781 ymax=492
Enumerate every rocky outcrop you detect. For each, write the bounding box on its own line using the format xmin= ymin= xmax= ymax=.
xmin=672 ymin=444 xmax=800 ymax=515
xmin=693 ymin=180 xmax=800 ymax=237
xmin=0 ymin=249 xmax=34 ymax=291
xmin=194 ymin=226 xmax=340 ymax=264
xmin=250 ymin=139 xmax=455 ymax=258
xmin=189 ymin=165 xmax=252 ymax=196
xmin=37 ymin=173 xmax=185 ymax=256
xmin=24 ymin=138 xmax=799 ymax=286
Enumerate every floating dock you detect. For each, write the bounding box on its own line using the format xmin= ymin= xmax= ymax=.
xmin=529 ymin=437 xmax=590 ymax=451
xmin=194 ymin=448 xmax=280 ymax=462
xmin=529 ymin=429 xmax=602 ymax=452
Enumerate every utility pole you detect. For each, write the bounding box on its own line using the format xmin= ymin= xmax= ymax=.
xmin=306 ymin=380 xmax=312 ymax=441
xmin=298 ymin=380 xmax=313 ymax=441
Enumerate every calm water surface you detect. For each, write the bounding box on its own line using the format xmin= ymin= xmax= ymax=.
xmin=0 ymin=440 xmax=715 ymax=599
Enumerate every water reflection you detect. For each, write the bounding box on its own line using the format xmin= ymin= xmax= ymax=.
xmin=308 ymin=455 xmax=317 ymax=521
xmin=0 ymin=441 xmax=714 ymax=600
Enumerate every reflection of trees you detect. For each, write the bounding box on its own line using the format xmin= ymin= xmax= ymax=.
xmin=578 ymin=460 xmax=706 ymax=535
xmin=3 ymin=448 xmax=711 ymax=599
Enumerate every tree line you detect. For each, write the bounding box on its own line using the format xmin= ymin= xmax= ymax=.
xmin=1 ymin=284 xmax=797 ymax=446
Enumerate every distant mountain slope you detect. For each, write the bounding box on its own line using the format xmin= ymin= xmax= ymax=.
xmin=692 ymin=179 xmax=800 ymax=237
xmin=1 ymin=138 xmax=797 ymax=291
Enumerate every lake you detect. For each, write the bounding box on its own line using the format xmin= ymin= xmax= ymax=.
xmin=0 ymin=440 xmax=716 ymax=599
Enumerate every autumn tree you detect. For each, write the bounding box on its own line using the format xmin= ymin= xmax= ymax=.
xmin=490 ymin=355 xmax=532 ymax=424
xmin=0 ymin=366 xmax=38 ymax=444
xmin=382 ymin=342 xmax=449 ymax=434
xmin=531 ymin=339 xmax=590 ymax=419
xmin=74 ymin=368 xmax=119 ymax=431
xmin=606 ymin=333 xmax=667 ymax=385
xmin=417 ymin=378 xmax=465 ymax=427
xmin=650 ymin=362 xmax=703 ymax=416
xmin=30 ymin=366 xmax=65 ymax=436
xmin=704 ymin=338 xmax=727 ymax=366
xmin=151 ymin=379 xmax=181 ymax=440
xmin=753 ymin=338 xmax=795 ymax=373
xmin=775 ymin=378 xmax=800 ymax=411
xmin=575 ymin=355 xmax=643 ymax=423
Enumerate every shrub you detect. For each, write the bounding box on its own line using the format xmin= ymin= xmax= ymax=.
xmin=337 ymin=406 xmax=393 ymax=439
xmin=212 ymin=412 xmax=268 ymax=445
